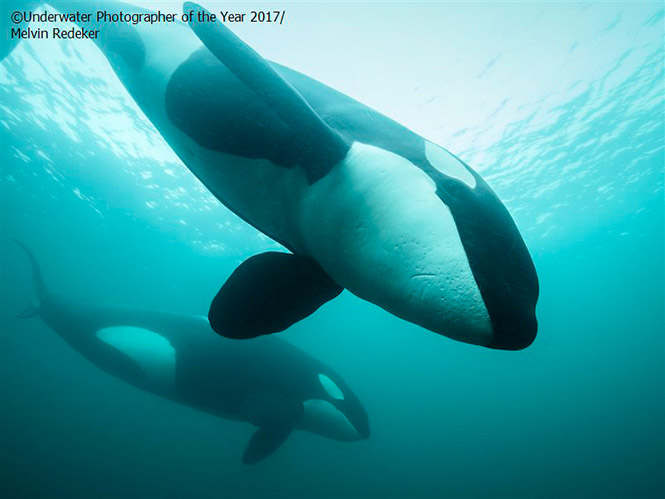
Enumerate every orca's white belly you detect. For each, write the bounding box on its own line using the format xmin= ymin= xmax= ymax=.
xmin=299 ymin=143 xmax=493 ymax=345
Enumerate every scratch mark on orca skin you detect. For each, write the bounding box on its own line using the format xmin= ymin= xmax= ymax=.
xmin=410 ymin=273 xmax=436 ymax=279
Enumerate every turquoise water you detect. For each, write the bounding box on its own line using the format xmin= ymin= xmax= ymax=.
xmin=1 ymin=1 xmax=664 ymax=497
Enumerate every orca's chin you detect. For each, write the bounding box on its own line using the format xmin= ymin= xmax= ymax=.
xmin=422 ymin=309 xmax=538 ymax=351
xmin=486 ymin=314 xmax=538 ymax=351
xmin=297 ymin=399 xmax=367 ymax=441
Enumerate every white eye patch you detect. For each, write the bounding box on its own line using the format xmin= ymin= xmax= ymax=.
xmin=318 ymin=373 xmax=344 ymax=400
xmin=425 ymin=141 xmax=476 ymax=188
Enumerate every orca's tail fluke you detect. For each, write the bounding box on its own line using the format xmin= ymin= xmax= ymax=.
xmin=13 ymin=239 xmax=47 ymax=318
xmin=1 ymin=2 xmax=40 ymax=60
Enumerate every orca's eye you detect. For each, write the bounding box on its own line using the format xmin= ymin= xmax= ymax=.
xmin=318 ymin=373 xmax=344 ymax=400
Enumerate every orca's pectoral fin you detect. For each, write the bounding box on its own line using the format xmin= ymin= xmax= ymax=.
xmin=183 ymin=2 xmax=349 ymax=182
xmin=209 ymin=252 xmax=343 ymax=339
xmin=239 ymin=391 xmax=302 ymax=464
xmin=242 ymin=425 xmax=293 ymax=465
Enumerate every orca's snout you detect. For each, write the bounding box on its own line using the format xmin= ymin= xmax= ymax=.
xmin=487 ymin=304 xmax=538 ymax=351
xmin=427 ymin=156 xmax=540 ymax=351
xmin=452 ymin=218 xmax=539 ymax=351
xmin=338 ymin=392 xmax=370 ymax=441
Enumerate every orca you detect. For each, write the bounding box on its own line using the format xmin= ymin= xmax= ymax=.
xmin=3 ymin=1 xmax=539 ymax=350
xmin=14 ymin=240 xmax=370 ymax=464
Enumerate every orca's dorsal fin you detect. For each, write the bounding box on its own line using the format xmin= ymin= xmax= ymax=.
xmin=184 ymin=2 xmax=349 ymax=183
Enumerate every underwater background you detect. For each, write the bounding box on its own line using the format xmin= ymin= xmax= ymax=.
xmin=1 ymin=1 xmax=663 ymax=497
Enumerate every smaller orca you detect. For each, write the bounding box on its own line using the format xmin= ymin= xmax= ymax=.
xmin=14 ymin=240 xmax=369 ymax=464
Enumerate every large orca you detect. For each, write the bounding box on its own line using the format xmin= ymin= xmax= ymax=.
xmin=14 ymin=241 xmax=370 ymax=464
xmin=3 ymin=1 xmax=539 ymax=350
